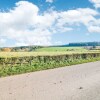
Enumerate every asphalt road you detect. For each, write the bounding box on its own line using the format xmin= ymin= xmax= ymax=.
xmin=0 ymin=61 xmax=100 ymax=100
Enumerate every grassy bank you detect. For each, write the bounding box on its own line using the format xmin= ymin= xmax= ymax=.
xmin=0 ymin=53 xmax=100 ymax=77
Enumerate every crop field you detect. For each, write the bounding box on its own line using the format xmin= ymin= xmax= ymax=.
xmin=35 ymin=47 xmax=87 ymax=52
xmin=0 ymin=47 xmax=100 ymax=77
xmin=0 ymin=47 xmax=100 ymax=58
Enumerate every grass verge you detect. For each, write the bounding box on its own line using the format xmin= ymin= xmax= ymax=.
xmin=0 ymin=57 xmax=100 ymax=77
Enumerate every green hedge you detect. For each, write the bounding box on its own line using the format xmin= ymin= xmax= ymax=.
xmin=0 ymin=53 xmax=100 ymax=77
xmin=0 ymin=53 xmax=100 ymax=67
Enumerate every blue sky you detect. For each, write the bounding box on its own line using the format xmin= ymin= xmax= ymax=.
xmin=0 ymin=0 xmax=100 ymax=47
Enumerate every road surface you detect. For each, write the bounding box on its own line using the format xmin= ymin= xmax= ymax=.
xmin=0 ymin=61 xmax=100 ymax=100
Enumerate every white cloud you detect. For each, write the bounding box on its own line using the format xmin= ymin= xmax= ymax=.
xmin=88 ymin=26 xmax=100 ymax=32
xmin=86 ymin=17 xmax=100 ymax=33
xmin=89 ymin=0 xmax=100 ymax=8
xmin=0 ymin=1 xmax=54 ymax=46
xmin=0 ymin=1 xmax=72 ymax=47
xmin=0 ymin=1 xmax=100 ymax=47
xmin=58 ymin=8 xmax=98 ymax=26
xmin=0 ymin=38 xmax=6 ymax=45
xmin=46 ymin=0 xmax=54 ymax=3
xmin=57 ymin=8 xmax=99 ymax=33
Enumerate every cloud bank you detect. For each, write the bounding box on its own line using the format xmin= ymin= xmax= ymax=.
xmin=0 ymin=1 xmax=100 ymax=47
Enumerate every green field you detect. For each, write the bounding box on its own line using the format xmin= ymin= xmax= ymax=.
xmin=0 ymin=47 xmax=99 ymax=58
xmin=35 ymin=47 xmax=87 ymax=52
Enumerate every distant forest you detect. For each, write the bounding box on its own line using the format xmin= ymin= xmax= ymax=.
xmin=68 ymin=42 xmax=100 ymax=47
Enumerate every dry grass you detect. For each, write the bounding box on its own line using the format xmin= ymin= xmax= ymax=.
xmin=0 ymin=50 xmax=100 ymax=58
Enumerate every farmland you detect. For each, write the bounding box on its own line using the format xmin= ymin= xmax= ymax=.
xmin=0 ymin=47 xmax=100 ymax=77
xmin=0 ymin=47 xmax=99 ymax=57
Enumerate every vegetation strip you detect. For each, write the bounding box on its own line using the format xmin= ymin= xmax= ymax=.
xmin=0 ymin=53 xmax=100 ymax=77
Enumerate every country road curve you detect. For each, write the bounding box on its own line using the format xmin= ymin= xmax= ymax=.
xmin=0 ymin=61 xmax=100 ymax=100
